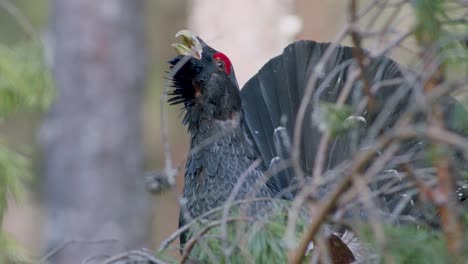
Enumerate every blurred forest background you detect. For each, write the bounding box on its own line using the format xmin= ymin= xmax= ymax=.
xmin=0 ymin=0 xmax=466 ymax=263
xmin=0 ymin=0 xmax=349 ymax=259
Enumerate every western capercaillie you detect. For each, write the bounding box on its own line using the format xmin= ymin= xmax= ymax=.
xmin=169 ymin=30 xmax=277 ymax=248
xmin=167 ymin=30 xmax=467 ymax=262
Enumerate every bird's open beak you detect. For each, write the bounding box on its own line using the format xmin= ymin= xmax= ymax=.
xmin=172 ymin=30 xmax=203 ymax=60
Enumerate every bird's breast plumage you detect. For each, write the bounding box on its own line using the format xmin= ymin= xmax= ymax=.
xmin=181 ymin=118 xmax=273 ymax=221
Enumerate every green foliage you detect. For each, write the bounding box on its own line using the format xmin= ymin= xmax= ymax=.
xmin=317 ymin=102 xmax=363 ymax=137
xmin=158 ymin=208 xmax=308 ymax=264
xmin=412 ymin=0 xmax=444 ymax=44
xmin=359 ymin=214 xmax=468 ymax=264
xmin=0 ymin=40 xmax=53 ymax=262
xmin=192 ymin=220 xmax=289 ymax=263
xmin=0 ymin=232 xmax=31 ymax=263
xmin=360 ymin=225 xmax=446 ymax=263
xmin=0 ymin=144 xmax=30 ymax=222
xmin=168 ymin=213 xmax=468 ymax=264
xmin=411 ymin=0 xmax=468 ymax=72
xmin=0 ymin=41 xmax=54 ymax=117
xmin=0 ymin=145 xmax=30 ymax=262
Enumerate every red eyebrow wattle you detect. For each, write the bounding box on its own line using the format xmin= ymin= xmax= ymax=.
xmin=213 ymin=52 xmax=232 ymax=75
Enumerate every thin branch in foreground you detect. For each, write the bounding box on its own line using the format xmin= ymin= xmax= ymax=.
xmin=0 ymin=0 xmax=37 ymax=39
xmin=289 ymin=129 xmax=398 ymax=264
xmin=99 ymin=249 xmax=168 ymax=264
xmin=40 ymin=239 xmax=124 ymax=263
xmin=158 ymin=55 xmax=192 ymax=187
xmin=349 ymin=0 xmax=376 ymax=113
xmin=288 ymin=170 xmax=355 ymax=264
xmin=418 ymin=21 xmax=464 ymax=254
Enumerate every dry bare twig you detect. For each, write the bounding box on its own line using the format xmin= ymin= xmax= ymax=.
xmin=99 ymin=249 xmax=167 ymax=264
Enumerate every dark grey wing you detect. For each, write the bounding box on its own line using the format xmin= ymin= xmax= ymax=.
xmin=240 ymin=40 xmax=403 ymax=196
xmin=240 ymin=39 xmax=468 ymax=226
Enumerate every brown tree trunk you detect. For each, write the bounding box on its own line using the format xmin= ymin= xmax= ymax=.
xmin=40 ymin=0 xmax=151 ymax=263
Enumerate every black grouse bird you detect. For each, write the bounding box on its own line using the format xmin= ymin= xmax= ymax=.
xmin=167 ymin=30 xmax=467 ymax=262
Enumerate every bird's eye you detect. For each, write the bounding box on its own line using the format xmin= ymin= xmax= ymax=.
xmin=216 ymin=60 xmax=225 ymax=71
xmin=213 ymin=52 xmax=232 ymax=74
